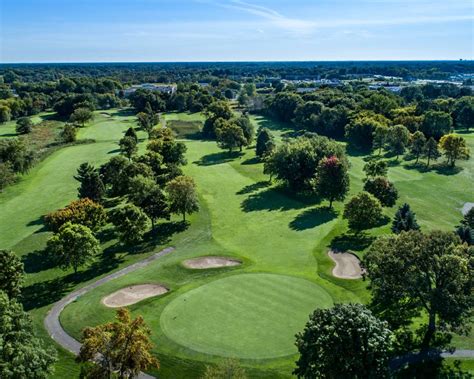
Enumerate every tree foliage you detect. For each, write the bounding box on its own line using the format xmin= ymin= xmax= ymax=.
xmin=314 ymin=155 xmax=349 ymax=208
xmin=343 ymin=192 xmax=383 ymax=232
xmin=363 ymin=177 xmax=398 ymax=207
xmin=78 ymin=308 xmax=159 ymax=379
xmin=0 ymin=250 xmax=24 ymax=299
xmin=391 ymin=203 xmax=420 ymax=234
xmin=438 ymin=134 xmax=470 ymax=167
xmin=74 ymin=162 xmax=105 ymax=202
xmin=294 ymin=303 xmax=393 ymax=379
xmin=166 ymin=175 xmax=199 ymax=222
xmin=109 ymin=204 xmax=150 ymax=245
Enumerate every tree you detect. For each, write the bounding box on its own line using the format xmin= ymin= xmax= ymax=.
xmin=269 ymin=92 xmax=302 ymax=122
xmin=235 ymin=115 xmax=254 ymax=145
xmin=256 ymin=128 xmax=274 ymax=158
xmin=363 ymin=177 xmax=398 ymax=207
xmin=391 ymin=203 xmax=420 ymax=233
xmin=372 ymin=124 xmax=388 ymax=155
xmin=294 ymin=303 xmax=393 ymax=379
xmin=386 ymin=124 xmax=410 ymax=160
xmin=109 ymin=204 xmax=150 ymax=245
xmin=420 ymin=111 xmax=452 ymax=139
xmin=343 ymin=192 xmax=383 ymax=233
xmin=0 ymin=249 xmax=24 ymax=299
xmin=0 ymin=162 xmax=15 ymax=191
xmin=438 ymin=134 xmax=470 ymax=167
xmin=202 ymin=359 xmax=247 ymax=379
xmin=74 ymin=162 xmax=105 ymax=202
xmin=45 ymin=198 xmax=107 ymax=232
xmin=70 ymin=107 xmax=93 ymax=127
xmin=363 ymin=230 xmax=473 ymax=351
xmin=100 ymin=155 xmax=131 ymax=197
xmin=124 ymin=127 xmax=138 ymax=143
xmin=78 ymin=308 xmax=159 ymax=379
xmin=47 ymin=222 xmax=100 ymax=274
xmin=216 ymin=121 xmax=247 ymax=152
xmin=16 ymin=117 xmax=33 ymax=134
xmin=453 ymin=96 xmax=474 ymax=131
xmin=0 ymin=104 xmax=11 ymax=123
xmin=363 ymin=160 xmax=388 ymax=178
xmin=119 ymin=136 xmax=138 ymax=161
xmin=423 ymin=137 xmax=441 ymax=168
xmin=461 ymin=207 xmax=474 ymax=229
xmin=314 ymin=156 xmax=349 ymax=209
xmin=202 ymin=101 xmax=233 ymax=138
xmin=410 ymin=131 xmax=426 ymax=164
xmin=456 ymin=224 xmax=473 ymax=245
xmin=166 ymin=175 xmax=199 ymax=222
xmin=137 ymin=111 xmax=159 ymax=138
xmin=0 ymin=291 xmax=57 ymax=378
xmin=345 ymin=112 xmax=389 ymax=150
xmin=264 ymin=135 xmax=346 ymax=190
xmin=61 ymin=123 xmax=77 ymax=143
xmin=139 ymin=187 xmax=170 ymax=230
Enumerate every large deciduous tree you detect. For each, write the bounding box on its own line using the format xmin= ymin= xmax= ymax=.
xmin=438 ymin=134 xmax=470 ymax=167
xmin=47 ymin=222 xmax=100 ymax=274
xmin=109 ymin=204 xmax=150 ymax=245
xmin=363 ymin=177 xmax=398 ymax=207
xmin=314 ymin=156 xmax=349 ymax=209
xmin=363 ymin=230 xmax=473 ymax=351
xmin=0 ymin=249 xmax=24 ymax=299
xmin=420 ymin=111 xmax=452 ymax=140
xmin=166 ymin=175 xmax=199 ymax=222
xmin=343 ymin=192 xmax=383 ymax=233
xmin=453 ymin=96 xmax=474 ymax=131
xmin=78 ymin=308 xmax=159 ymax=379
xmin=294 ymin=303 xmax=393 ymax=379
xmin=70 ymin=107 xmax=93 ymax=127
xmin=0 ymin=291 xmax=57 ymax=378
xmin=119 ymin=135 xmax=138 ymax=161
xmin=215 ymin=120 xmax=247 ymax=152
xmin=386 ymin=124 xmax=410 ymax=160
xmin=410 ymin=131 xmax=426 ymax=164
xmin=423 ymin=137 xmax=441 ymax=168
xmin=255 ymin=127 xmax=274 ymax=158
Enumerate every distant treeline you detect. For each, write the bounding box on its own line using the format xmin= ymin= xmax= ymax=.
xmin=1 ymin=61 xmax=473 ymax=83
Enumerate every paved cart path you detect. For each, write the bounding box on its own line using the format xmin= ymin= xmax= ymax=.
xmin=44 ymin=247 xmax=175 ymax=379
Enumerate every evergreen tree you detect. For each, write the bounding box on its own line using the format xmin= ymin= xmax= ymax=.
xmin=124 ymin=127 xmax=138 ymax=143
xmin=74 ymin=162 xmax=105 ymax=202
xmin=391 ymin=203 xmax=420 ymax=233
xmin=255 ymin=128 xmax=274 ymax=158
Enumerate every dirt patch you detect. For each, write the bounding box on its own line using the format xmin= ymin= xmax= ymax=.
xmin=328 ymin=250 xmax=363 ymax=279
xmin=183 ymin=256 xmax=241 ymax=269
xmin=462 ymin=202 xmax=474 ymax=216
xmin=102 ymin=284 xmax=168 ymax=308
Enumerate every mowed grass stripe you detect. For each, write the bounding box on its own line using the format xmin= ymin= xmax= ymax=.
xmin=160 ymin=274 xmax=333 ymax=359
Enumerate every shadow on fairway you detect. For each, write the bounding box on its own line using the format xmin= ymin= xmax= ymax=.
xmin=236 ymin=181 xmax=269 ymax=195
xmin=22 ymin=249 xmax=57 ymax=274
xmin=241 ymin=156 xmax=260 ymax=165
xmin=330 ymin=233 xmax=375 ymax=252
xmin=241 ymin=187 xmax=307 ymax=212
xmin=194 ymin=151 xmax=243 ymax=166
xmin=290 ymin=207 xmax=338 ymax=231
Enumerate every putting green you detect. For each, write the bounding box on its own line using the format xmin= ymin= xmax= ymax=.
xmin=160 ymin=273 xmax=333 ymax=359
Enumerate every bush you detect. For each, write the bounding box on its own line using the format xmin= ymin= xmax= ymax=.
xmin=363 ymin=177 xmax=398 ymax=207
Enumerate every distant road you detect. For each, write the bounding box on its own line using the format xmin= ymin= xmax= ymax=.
xmin=44 ymin=247 xmax=175 ymax=379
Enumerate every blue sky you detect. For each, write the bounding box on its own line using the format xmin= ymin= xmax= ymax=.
xmin=0 ymin=0 xmax=473 ymax=62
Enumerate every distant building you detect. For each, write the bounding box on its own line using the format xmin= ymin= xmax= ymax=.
xmin=123 ymin=83 xmax=177 ymax=97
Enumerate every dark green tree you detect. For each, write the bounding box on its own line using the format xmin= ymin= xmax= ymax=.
xmin=363 ymin=230 xmax=473 ymax=351
xmin=314 ymin=155 xmax=349 ymax=209
xmin=363 ymin=160 xmax=388 ymax=178
xmin=420 ymin=111 xmax=452 ymax=139
xmin=74 ymin=162 xmax=105 ymax=202
xmin=363 ymin=177 xmax=398 ymax=207
xmin=391 ymin=203 xmax=420 ymax=233
xmin=109 ymin=204 xmax=150 ymax=244
xmin=423 ymin=137 xmax=441 ymax=168
xmin=166 ymin=175 xmax=199 ymax=222
xmin=386 ymin=124 xmax=410 ymax=160
xmin=124 ymin=127 xmax=138 ymax=143
xmin=0 ymin=249 xmax=24 ymax=298
xmin=294 ymin=303 xmax=393 ymax=379
xmin=16 ymin=117 xmax=33 ymax=134
xmin=216 ymin=120 xmax=247 ymax=152
xmin=410 ymin=131 xmax=426 ymax=164
xmin=70 ymin=107 xmax=93 ymax=127
xmin=119 ymin=135 xmax=138 ymax=161
xmin=0 ymin=291 xmax=57 ymax=378
xmin=343 ymin=192 xmax=383 ymax=233
xmin=255 ymin=128 xmax=274 ymax=158
xmin=453 ymin=96 xmax=474 ymax=131
xmin=270 ymin=92 xmax=302 ymax=122
xmin=47 ymin=222 xmax=100 ymax=274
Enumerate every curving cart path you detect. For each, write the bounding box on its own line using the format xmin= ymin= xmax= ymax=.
xmin=44 ymin=247 xmax=175 ymax=379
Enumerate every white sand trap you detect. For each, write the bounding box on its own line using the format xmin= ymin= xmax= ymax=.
xmin=102 ymin=284 xmax=168 ymax=308
xmin=183 ymin=256 xmax=242 ymax=269
xmin=328 ymin=250 xmax=363 ymax=279
xmin=462 ymin=203 xmax=474 ymax=216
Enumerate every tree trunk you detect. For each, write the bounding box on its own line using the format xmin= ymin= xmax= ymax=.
xmin=426 ymin=154 xmax=431 ymax=168
xmin=182 ymin=212 xmax=186 ymax=222
xmin=415 ymin=154 xmax=419 ymax=164
xmin=329 ymin=198 xmax=333 ymax=209
xmin=421 ymin=312 xmax=436 ymax=351
xmin=151 ymin=218 xmax=155 ymax=231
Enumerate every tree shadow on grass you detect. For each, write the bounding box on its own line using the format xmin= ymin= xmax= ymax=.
xmin=330 ymin=233 xmax=375 ymax=252
xmin=22 ymin=277 xmax=72 ymax=311
xmin=241 ymin=187 xmax=308 ymax=212
xmin=22 ymin=249 xmax=57 ymax=274
xmin=108 ymin=148 xmax=121 ymax=154
xmin=241 ymin=156 xmax=260 ymax=165
xmin=289 ymin=207 xmax=338 ymax=231
xmin=236 ymin=181 xmax=269 ymax=195
xmin=193 ymin=151 xmax=244 ymax=166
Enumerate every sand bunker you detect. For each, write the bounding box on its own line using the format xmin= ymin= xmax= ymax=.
xmin=328 ymin=250 xmax=363 ymax=279
xmin=102 ymin=284 xmax=168 ymax=308
xmin=462 ymin=202 xmax=474 ymax=216
xmin=183 ymin=256 xmax=242 ymax=269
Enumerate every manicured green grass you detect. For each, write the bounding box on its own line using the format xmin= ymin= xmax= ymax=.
xmin=160 ymin=273 xmax=333 ymax=359
xmin=4 ymin=109 xmax=472 ymax=378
